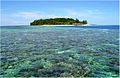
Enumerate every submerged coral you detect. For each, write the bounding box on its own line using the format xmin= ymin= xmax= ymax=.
xmin=0 ymin=26 xmax=119 ymax=77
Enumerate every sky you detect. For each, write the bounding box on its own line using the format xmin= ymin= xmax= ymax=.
xmin=1 ymin=0 xmax=119 ymax=26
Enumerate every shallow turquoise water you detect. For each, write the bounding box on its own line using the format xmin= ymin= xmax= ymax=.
xmin=0 ymin=25 xmax=119 ymax=77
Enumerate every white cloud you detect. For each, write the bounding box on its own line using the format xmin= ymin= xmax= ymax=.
xmin=15 ymin=12 xmax=42 ymax=19
xmin=66 ymin=9 xmax=104 ymax=18
xmin=87 ymin=9 xmax=104 ymax=14
xmin=1 ymin=9 xmax=105 ymax=26
xmin=1 ymin=14 xmax=19 ymax=26
xmin=66 ymin=9 xmax=85 ymax=17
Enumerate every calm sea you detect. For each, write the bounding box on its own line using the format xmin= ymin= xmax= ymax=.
xmin=0 ymin=25 xmax=119 ymax=77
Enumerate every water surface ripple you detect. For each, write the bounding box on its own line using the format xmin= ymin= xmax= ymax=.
xmin=0 ymin=25 xmax=119 ymax=77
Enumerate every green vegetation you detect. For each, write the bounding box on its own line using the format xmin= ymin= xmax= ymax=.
xmin=30 ymin=18 xmax=88 ymax=25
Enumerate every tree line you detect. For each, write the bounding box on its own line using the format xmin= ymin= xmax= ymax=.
xmin=30 ymin=18 xmax=88 ymax=25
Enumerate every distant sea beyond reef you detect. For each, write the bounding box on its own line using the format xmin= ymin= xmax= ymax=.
xmin=1 ymin=25 xmax=119 ymax=29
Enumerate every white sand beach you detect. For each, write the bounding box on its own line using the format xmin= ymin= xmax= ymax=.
xmin=41 ymin=24 xmax=89 ymax=26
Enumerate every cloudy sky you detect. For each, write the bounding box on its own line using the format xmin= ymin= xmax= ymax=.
xmin=1 ymin=0 xmax=119 ymax=26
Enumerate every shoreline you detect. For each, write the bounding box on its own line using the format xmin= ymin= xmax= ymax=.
xmin=34 ymin=24 xmax=90 ymax=26
xmin=42 ymin=25 xmax=74 ymax=26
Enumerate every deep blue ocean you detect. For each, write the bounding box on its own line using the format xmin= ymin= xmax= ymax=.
xmin=0 ymin=25 xmax=119 ymax=77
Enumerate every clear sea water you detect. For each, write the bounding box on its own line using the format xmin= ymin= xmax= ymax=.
xmin=0 ymin=25 xmax=119 ymax=77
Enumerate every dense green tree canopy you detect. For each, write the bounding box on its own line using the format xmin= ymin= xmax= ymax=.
xmin=30 ymin=18 xmax=88 ymax=25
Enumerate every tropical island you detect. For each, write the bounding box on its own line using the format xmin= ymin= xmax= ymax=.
xmin=30 ymin=18 xmax=88 ymax=26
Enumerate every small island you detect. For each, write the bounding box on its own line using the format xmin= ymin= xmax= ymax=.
xmin=30 ymin=18 xmax=88 ymax=26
